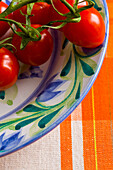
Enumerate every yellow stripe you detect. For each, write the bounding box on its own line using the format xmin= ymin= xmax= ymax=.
xmin=92 ymin=86 xmax=98 ymax=170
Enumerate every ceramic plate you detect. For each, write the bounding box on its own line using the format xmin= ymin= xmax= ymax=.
xmin=0 ymin=0 xmax=109 ymax=156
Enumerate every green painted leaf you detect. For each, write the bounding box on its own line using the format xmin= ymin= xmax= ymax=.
xmin=92 ymin=0 xmax=102 ymax=11
xmin=75 ymin=83 xmax=81 ymax=99
xmin=15 ymin=115 xmax=43 ymax=130
xmin=0 ymin=121 xmax=17 ymax=129
xmin=62 ymin=38 xmax=69 ymax=49
xmin=0 ymin=91 xmax=5 ymax=100
xmin=38 ymin=107 xmax=63 ymax=128
xmin=60 ymin=52 xmax=72 ymax=77
xmin=23 ymin=104 xmax=45 ymax=112
xmin=73 ymin=49 xmax=77 ymax=85
xmin=79 ymin=59 xmax=94 ymax=76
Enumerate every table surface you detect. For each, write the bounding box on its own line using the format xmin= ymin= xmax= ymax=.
xmin=0 ymin=0 xmax=113 ymax=170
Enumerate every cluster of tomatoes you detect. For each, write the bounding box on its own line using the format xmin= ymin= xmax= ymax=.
xmin=0 ymin=0 xmax=105 ymax=91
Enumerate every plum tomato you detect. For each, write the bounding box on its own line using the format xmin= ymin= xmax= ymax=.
xmin=0 ymin=48 xmax=19 ymax=91
xmin=63 ymin=7 xmax=105 ymax=48
xmin=12 ymin=24 xmax=53 ymax=66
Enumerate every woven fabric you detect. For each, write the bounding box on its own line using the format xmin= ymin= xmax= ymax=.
xmin=0 ymin=0 xmax=113 ymax=169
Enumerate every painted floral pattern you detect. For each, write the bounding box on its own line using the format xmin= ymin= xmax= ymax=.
xmin=0 ymin=131 xmax=24 ymax=152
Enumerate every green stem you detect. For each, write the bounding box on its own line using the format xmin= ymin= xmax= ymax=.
xmin=77 ymin=0 xmax=95 ymax=13
xmin=74 ymin=0 xmax=79 ymax=5
xmin=73 ymin=0 xmax=95 ymax=12
xmin=50 ymin=0 xmax=67 ymax=17
xmin=0 ymin=18 xmax=28 ymax=35
xmin=0 ymin=0 xmax=39 ymax=18
xmin=0 ymin=0 xmax=95 ymax=43
xmin=0 ymin=17 xmax=41 ymax=41
xmin=60 ymin=0 xmax=76 ymax=14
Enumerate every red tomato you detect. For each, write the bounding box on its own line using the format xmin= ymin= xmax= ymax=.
xmin=49 ymin=0 xmax=74 ymax=28
xmin=63 ymin=7 xmax=105 ymax=48
xmin=51 ymin=0 xmax=74 ymax=14
xmin=0 ymin=48 xmax=19 ymax=91
xmin=13 ymin=2 xmax=51 ymax=25
xmin=12 ymin=24 xmax=53 ymax=66
xmin=0 ymin=1 xmax=13 ymax=37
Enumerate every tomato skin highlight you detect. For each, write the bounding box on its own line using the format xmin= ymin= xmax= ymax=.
xmin=13 ymin=2 xmax=51 ymax=25
xmin=0 ymin=1 xmax=13 ymax=37
xmin=0 ymin=48 xmax=19 ymax=91
xmin=63 ymin=7 xmax=105 ymax=48
xmin=12 ymin=25 xmax=53 ymax=66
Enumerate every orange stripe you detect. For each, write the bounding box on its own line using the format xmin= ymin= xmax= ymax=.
xmin=92 ymin=58 xmax=113 ymax=169
xmin=94 ymin=121 xmax=113 ymax=169
xmin=106 ymin=1 xmax=113 ymax=59
xmin=107 ymin=0 xmax=113 ymax=3
xmin=93 ymin=58 xmax=110 ymax=120
xmin=106 ymin=0 xmax=113 ymax=135
xmin=82 ymin=89 xmax=96 ymax=170
xmin=106 ymin=18 xmax=113 ymax=58
xmin=107 ymin=58 xmax=113 ymax=122
xmin=60 ymin=115 xmax=73 ymax=170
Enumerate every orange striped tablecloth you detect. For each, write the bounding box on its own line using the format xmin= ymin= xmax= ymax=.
xmin=0 ymin=0 xmax=112 ymax=169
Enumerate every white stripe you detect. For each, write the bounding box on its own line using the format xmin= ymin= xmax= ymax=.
xmin=0 ymin=126 xmax=61 ymax=170
xmin=37 ymin=126 xmax=61 ymax=170
xmin=71 ymin=121 xmax=84 ymax=170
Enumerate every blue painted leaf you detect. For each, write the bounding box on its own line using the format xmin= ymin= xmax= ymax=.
xmin=44 ymin=79 xmax=65 ymax=92
xmin=0 ymin=132 xmax=24 ymax=151
xmin=2 ymin=136 xmax=24 ymax=151
xmin=0 ymin=91 xmax=5 ymax=100
xmin=5 ymin=0 xmax=11 ymax=5
xmin=36 ymin=78 xmax=66 ymax=102
xmin=23 ymin=104 xmax=45 ymax=112
xmin=80 ymin=59 xmax=94 ymax=76
xmin=62 ymin=38 xmax=69 ymax=49
xmin=82 ymin=44 xmax=103 ymax=56
xmin=73 ymin=44 xmax=102 ymax=58
xmin=46 ymin=74 xmax=58 ymax=84
xmin=18 ymin=72 xmax=29 ymax=79
xmin=75 ymin=83 xmax=81 ymax=99
xmin=36 ymin=91 xmax=62 ymax=102
xmin=18 ymin=66 xmax=43 ymax=79
xmin=60 ymin=52 xmax=72 ymax=77
xmin=0 ymin=133 xmax=5 ymax=149
xmin=15 ymin=116 xmax=43 ymax=130
xmin=29 ymin=66 xmax=43 ymax=78
xmin=38 ymin=107 xmax=63 ymax=128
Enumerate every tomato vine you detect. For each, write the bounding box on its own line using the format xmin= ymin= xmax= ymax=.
xmin=0 ymin=0 xmax=95 ymax=49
